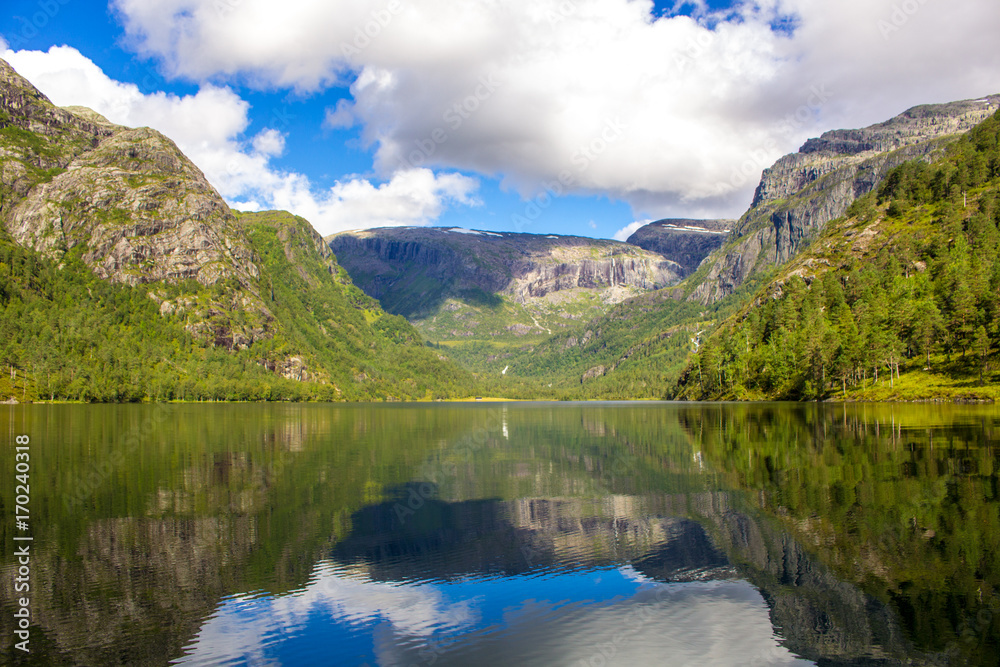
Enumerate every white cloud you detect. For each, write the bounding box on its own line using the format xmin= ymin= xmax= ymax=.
xmin=324 ymin=99 xmax=355 ymax=129
xmin=177 ymin=562 xmax=809 ymax=666
xmin=614 ymin=220 xmax=649 ymax=242
xmin=1 ymin=46 xmax=480 ymax=236
xmin=110 ymin=0 xmax=1000 ymax=220
xmin=251 ymin=128 xmax=285 ymax=157
xmin=262 ymin=168 xmax=480 ymax=235
xmin=177 ymin=562 xmax=479 ymax=665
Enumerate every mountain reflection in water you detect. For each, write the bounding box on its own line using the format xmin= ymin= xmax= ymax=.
xmin=179 ymin=499 xmax=804 ymax=667
xmin=1 ymin=403 xmax=998 ymax=666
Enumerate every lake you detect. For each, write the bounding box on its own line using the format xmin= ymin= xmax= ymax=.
xmin=2 ymin=402 xmax=999 ymax=666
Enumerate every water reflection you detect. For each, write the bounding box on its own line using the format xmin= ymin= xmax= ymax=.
xmin=1 ymin=403 xmax=998 ymax=665
xmin=331 ymin=493 xmax=736 ymax=580
xmin=179 ymin=561 xmax=805 ymax=666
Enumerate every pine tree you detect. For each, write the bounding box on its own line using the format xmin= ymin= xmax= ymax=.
xmin=975 ymin=325 xmax=991 ymax=386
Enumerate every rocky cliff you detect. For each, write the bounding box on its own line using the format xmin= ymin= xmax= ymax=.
xmin=690 ymin=94 xmax=1000 ymax=303
xmin=328 ymin=226 xmax=682 ymax=341
xmin=0 ymin=59 xmax=259 ymax=288
xmin=625 ymin=218 xmax=733 ymax=276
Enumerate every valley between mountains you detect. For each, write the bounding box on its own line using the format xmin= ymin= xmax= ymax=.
xmin=3 ymin=54 xmax=1000 ymax=402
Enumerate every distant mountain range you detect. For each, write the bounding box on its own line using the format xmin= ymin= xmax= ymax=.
xmin=327 ymin=226 xmax=682 ymax=344
xmin=3 ymin=53 xmax=999 ymax=401
xmin=326 ymin=95 xmax=1000 ymax=400
xmin=624 ymin=218 xmax=732 ymax=277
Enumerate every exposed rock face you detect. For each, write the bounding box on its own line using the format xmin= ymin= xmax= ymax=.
xmin=0 ymin=58 xmax=473 ymax=396
xmin=512 ymin=254 xmax=675 ymax=300
xmin=8 ymin=127 xmax=259 ymax=286
xmin=330 ymin=227 xmax=681 ymax=313
xmin=0 ymin=58 xmax=259 ymax=287
xmin=328 ymin=227 xmax=683 ymax=339
xmin=333 ymin=492 xmax=737 ymax=582
xmin=333 ymin=486 xmax=926 ymax=664
xmin=690 ymin=94 xmax=1000 ymax=303
xmin=0 ymin=63 xmax=114 ymax=159
xmin=625 ymin=218 xmax=733 ymax=276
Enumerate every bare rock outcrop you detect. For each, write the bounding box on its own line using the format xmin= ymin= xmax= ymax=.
xmin=7 ymin=126 xmax=259 ymax=286
xmin=690 ymin=94 xmax=1000 ymax=304
xmin=1 ymin=57 xmax=259 ymax=288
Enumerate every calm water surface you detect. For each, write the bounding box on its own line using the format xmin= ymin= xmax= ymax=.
xmin=2 ymin=402 xmax=999 ymax=666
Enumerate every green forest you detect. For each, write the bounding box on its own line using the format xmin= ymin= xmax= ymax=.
xmin=677 ymin=110 xmax=1000 ymax=401
xmin=0 ymin=212 xmax=472 ymax=402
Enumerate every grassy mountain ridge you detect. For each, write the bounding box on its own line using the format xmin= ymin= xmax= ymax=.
xmin=237 ymin=211 xmax=472 ymax=398
xmin=689 ymin=95 xmax=1000 ymax=304
xmin=456 ymin=270 xmax=773 ymax=399
xmin=464 ymin=101 xmax=1000 ymax=400
xmin=324 ymin=97 xmax=1000 ymax=401
xmin=7 ymin=48 xmax=999 ymax=403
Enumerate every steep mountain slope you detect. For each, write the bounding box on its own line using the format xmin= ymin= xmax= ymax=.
xmin=1 ymin=62 xmax=258 ymax=289
xmin=674 ymin=108 xmax=1000 ymax=401
xmin=0 ymin=58 xmax=471 ymax=401
xmin=328 ymin=226 xmax=682 ymax=343
xmin=454 ymin=99 xmax=1000 ymax=399
xmin=1 ymin=57 xmax=269 ymax=349
xmin=624 ymin=218 xmax=732 ymax=276
xmin=236 ymin=211 xmax=472 ymax=398
xmin=689 ymin=95 xmax=1000 ymax=303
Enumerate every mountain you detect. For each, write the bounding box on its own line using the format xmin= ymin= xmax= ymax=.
xmin=6 ymin=50 xmax=998 ymax=403
xmin=0 ymin=57 xmax=471 ymax=401
xmin=1 ymin=63 xmax=259 ymax=289
xmin=328 ymin=226 xmax=682 ymax=343
xmin=689 ymin=94 xmax=1000 ymax=303
xmin=624 ymin=218 xmax=733 ymax=276
xmin=674 ymin=107 xmax=1000 ymax=401
xmin=433 ymin=98 xmax=1000 ymax=399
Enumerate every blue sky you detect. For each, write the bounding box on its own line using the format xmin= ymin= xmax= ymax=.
xmin=2 ymin=0 xmax=999 ymax=239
